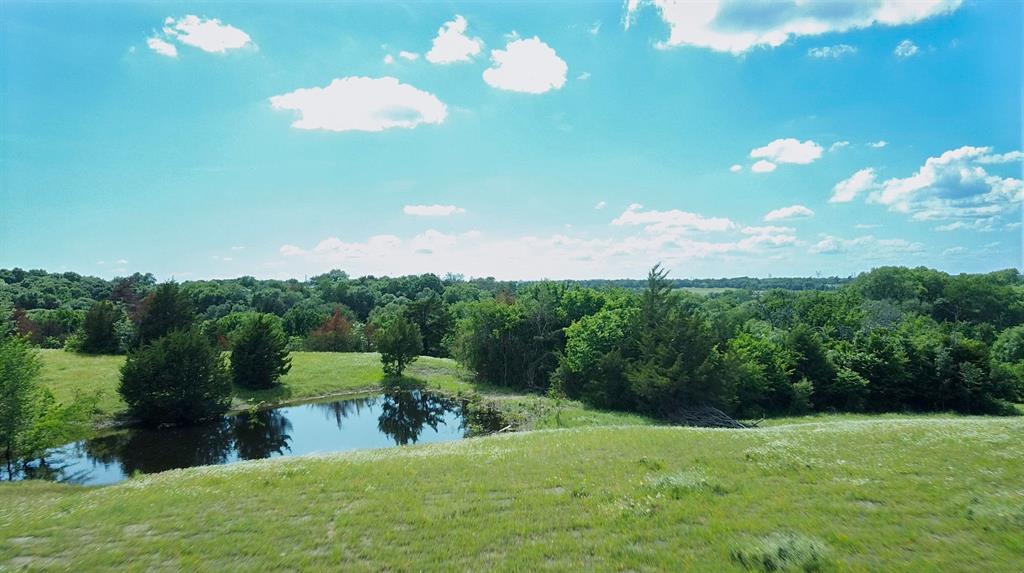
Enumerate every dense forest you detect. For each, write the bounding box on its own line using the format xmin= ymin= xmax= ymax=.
xmin=2 ymin=265 xmax=1023 ymax=420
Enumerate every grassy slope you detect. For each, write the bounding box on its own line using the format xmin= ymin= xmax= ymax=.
xmin=37 ymin=350 xmax=648 ymax=431
xmin=2 ymin=417 xmax=1021 ymax=571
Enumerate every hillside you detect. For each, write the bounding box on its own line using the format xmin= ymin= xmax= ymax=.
xmin=3 ymin=417 xmax=1022 ymax=571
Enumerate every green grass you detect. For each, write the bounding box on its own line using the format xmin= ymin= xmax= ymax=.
xmin=2 ymin=417 xmax=1021 ymax=571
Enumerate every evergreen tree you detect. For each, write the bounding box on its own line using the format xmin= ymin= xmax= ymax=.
xmin=136 ymin=282 xmax=194 ymax=345
xmin=80 ymin=301 xmax=122 ymax=354
xmin=231 ymin=314 xmax=292 ymax=389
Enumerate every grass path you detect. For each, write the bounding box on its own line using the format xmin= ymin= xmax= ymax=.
xmin=2 ymin=417 xmax=1021 ymax=571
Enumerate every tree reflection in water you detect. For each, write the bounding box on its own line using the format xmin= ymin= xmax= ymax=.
xmin=377 ymin=390 xmax=460 ymax=445
xmin=313 ymin=395 xmax=377 ymax=428
xmin=21 ymin=390 xmax=466 ymax=485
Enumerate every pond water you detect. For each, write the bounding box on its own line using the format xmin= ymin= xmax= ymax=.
xmin=13 ymin=390 xmax=466 ymax=486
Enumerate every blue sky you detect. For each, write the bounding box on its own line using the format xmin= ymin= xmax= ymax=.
xmin=1 ymin=1 xmax=1021 ymax=280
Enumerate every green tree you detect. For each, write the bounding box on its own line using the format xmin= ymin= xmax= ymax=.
xmin=119 ymin=329 xmax=231 ymax=425
xmin=231 ymin=314 xmax=292 ymax=389
xmin=376 ymin=315 xmax=423 ymax=377
xmin=1 ymin=336 xmax=94 ymax=477
xmin=80 ymin=301 xmax=122 ymax=354
xmin=137 ymin=282 xmax=195 ymax=345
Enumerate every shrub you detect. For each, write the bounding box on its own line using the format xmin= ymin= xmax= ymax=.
xmin=376 ymin=314 xmax=423 ymax=377
xmin=119 ymin=330 xmax=231 ymax=426
xmin=231 ymin=314 xmax=291 ymax=389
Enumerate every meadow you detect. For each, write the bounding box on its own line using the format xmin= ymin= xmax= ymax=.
xmin=2 ymin=416 xmax=1021 ymax=571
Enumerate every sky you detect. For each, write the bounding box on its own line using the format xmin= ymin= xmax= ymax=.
xmin=1 ymin=0 xmax=1021 ymax=281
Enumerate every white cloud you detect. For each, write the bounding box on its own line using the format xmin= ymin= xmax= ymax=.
xmin=383 ymin=54 xmax=395 ymax=64
xmin=764 ymin=205 xmax=815 ymax=221
xmin=162 ymin=15 xmax=253 ymax=53
xmin=483 ymin=37 xmax=568 ymax=94
xmin=868 ymin=140 xmax=888 ymax=148
xmin=942 ymin=246 xmax=968 ymax=256
xmin=866 ymin=146 xmax=1023 ymax=225
xmin=809 ymin=234 xmax=924 ymax=258
xmin=269 ymin=77 xmax=447 ymax=132
xmin=147 ymin=37 xmax=178 ymax=57
xmin=623 ymin=1 xmax=960 ymax=55
xmin=750 ymin=138 xmax=823 ymax=165
xmin=730 ymin=164 xmax=743 ymax=173
xmin=612 ymin=203 xmax=736 ymax=234
xmin=275 ymin=219 xmax=797 ymax=280
xmin=231 ymin=246 xmax=245 ymax=251
xmin=831 ymin=167 xmax=877 ymax=203
xmin=399 ymin=51 xmax=420 ymax=61
xmin=403 ymin=204 xmax=466 ymax=216
xmin=589 ymin=21 xmax=602 ymax=35
xmin=829 ymin=141 xmax=850 ymax=152
xmin=977 ymin=150 xmax=1024 ymax=164
xmin=934 ymin=219 xmax=996 ymax=232
xmin=854 ymin=223 xmax=880 ymax=229
xmin=894 ymin=39 xmax=920 ymax=57
xmin=426 ymin=15 xmax=483 ymax=64
xmin=594 ymin=201 xmax=607 ymax=210
xmin=751 ymin=160 xmax=777 ymax=173
xmin=808 ymin=44 xmax=857 ymax=58
xmin=577 ymin=71 xmax=592 ymax=80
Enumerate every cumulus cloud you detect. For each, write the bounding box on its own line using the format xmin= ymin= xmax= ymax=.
xmin=483 ymin=37 xmax=568 ymax=94
xmin=594 ymin=201 xmax=607 ymax=210
xmin=865 ymin=146 xmax=1023 ymax=225
xmin=751 ymin=160 xmax=777 ymax=173
xmin=162 ymin=15 xmax=254 ymax=53
xmin=831 ymin=168 xmax=877 ymax=203
xmin=269 ymin=77 xmax=447 ymax=132
xmin=403 ymin=204 xmax=466 ymax=216
xmin=750 ymin=138 xmax=823 ymax=165
xmin=730 ymin=164 xmax=743 ymax=172
xmin=942 ymin=246 xmax=968 ymax=256
xmin=977 ymin=150 xmax=1024 ymax=164
xmin=612 ymin=203 xmax=737 ymax=234
xmin=383 ymin=54 xmax=395 ymax=64
xmin=829 ymin=141 xmax=850 ymax=152
xmin=399 ymin=51 xmax=420 ymax=61
xmin=764 ymin=205 xmax=815 ymax=221
xmin=426 ymin=15 xmax=483 ymax=64
xmin=868 ymin=140 xmax=888 ymax=148
xmin=147 ymin=37 xmax=178 ymax=57
xmin=808 ymin=44 xmax=857 ymax=58
xmin=809 ymin=234 xmax=924 ymax=258
xmin=894 ymin=39 xmax=920 ymax=57
xmin=623 ymin=0 xmax=960 ymax=54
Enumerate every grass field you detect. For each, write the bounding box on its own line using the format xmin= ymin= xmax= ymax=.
xmin=2 ymin=416 xmax=1021 ymax=571
xmin=36 ymin=350 xmax=650 ymax=433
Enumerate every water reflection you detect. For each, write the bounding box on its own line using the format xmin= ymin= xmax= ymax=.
xmin=378 ymin=391 xmax=463 ymax=445
xmin=13 ymin=390 xmax=465 ymax=486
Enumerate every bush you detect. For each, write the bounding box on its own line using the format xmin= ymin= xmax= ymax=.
xmin=231 ymin=314 xmax=291 ymax=389
xmin=119 ymin=330 xmax=231 ymax=426
xmin=376 ymin=314 xmax=423 ymax=376
xmin=80 ymin=301 xmax=122 ymax=354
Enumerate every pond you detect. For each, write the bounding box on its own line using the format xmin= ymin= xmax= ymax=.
xmin=12 ymin=390 xmax=466 ymax=486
